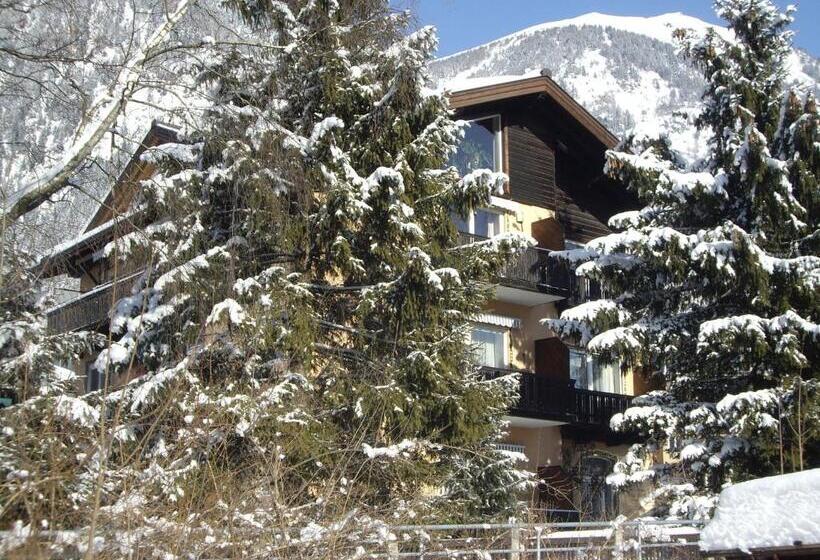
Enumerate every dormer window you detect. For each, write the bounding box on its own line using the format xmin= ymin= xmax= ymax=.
xmin=451 ymin=115 xmax=503 ymax=175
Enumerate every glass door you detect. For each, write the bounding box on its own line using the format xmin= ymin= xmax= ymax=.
xmin=570 ymin=348 xmax=622 ymax=393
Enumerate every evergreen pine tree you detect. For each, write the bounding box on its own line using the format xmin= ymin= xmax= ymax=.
xmin=545 ymin=0 xmax=818 ymax=518
xmin=0 ymin=247 xmax=103 ymax=403
xmin=1 ymin=0 xmax=532 ymax=552
xmin=0 ymin=243 xmax=105 ymax=527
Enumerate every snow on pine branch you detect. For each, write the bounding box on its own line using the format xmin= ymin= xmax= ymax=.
xmin=53 ymin=396 xmax=101 ymax=428
xmin=128 ymin=358 xmax=194 ymax=413
xmin=587 ymin=325 xmax=645 ymax=356
xmin=543 ymin=299 xmax=631 ymax=346
xmin=140 ymin=142 xmax=204 ymax=166
xmin=206 ymin=298 xmax=250 ymax=327
xmin=698 ymin=310 xmax=820 ymax=368
xmin=604 ymin=147 xmax=728 ymax=204
xmin=552 ymin=221 xmax=818 ymax=292
xmin=362 ymin=439 xmax=418 ymax=459
xmin=455 ymin=168 xmax=506 ymax=200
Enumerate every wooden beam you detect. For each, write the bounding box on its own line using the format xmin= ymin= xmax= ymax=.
xmin=448 ymin=76 xmax=618 ymax=148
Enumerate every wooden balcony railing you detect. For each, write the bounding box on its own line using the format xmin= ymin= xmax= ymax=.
xmin=546 ymin=258 xmax=604 ymax=306
xmin=47 ymin=272 xmax=143 ymax=333
xmin=573 ymin=387 xmax=631 ymax=427
xmin=481 ymin=367 xmax=631 ymax=430
xmin=458 ymin=232 xmax=569 ymax=296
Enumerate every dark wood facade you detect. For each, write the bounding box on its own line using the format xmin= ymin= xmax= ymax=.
xmin=454 ymin=78 xmax=636 ymax=243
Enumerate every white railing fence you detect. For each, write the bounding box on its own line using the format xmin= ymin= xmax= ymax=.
xmin=366 ymin=519 xmax=704 ymax=560
xmin=0 ymin=518 xmax=705 ymax=558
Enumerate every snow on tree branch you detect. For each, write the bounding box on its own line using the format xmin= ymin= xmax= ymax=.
xmin=1 ymin=0 xmax=197 ymax=224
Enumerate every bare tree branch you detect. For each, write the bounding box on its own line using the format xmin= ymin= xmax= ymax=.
xmin=1 ymin=0 xmax=197 ymax=225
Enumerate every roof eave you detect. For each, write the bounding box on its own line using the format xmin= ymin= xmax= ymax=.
xmin=447 ymin=76 xmax=619 ymax=149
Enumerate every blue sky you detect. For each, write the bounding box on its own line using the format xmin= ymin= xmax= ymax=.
xmin=399 ymin=0 xmax=818 ymax=57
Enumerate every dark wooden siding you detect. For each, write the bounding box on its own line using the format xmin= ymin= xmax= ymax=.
xmin=86 ymin=124 xmax=177 ymax=231
xmin=456 ymin=95 xmax=636 ymax=243
xmin=507 ymin=107 xmax=613 ymax=243
xmin=507 ymin=122 xmax=555 ymax=209
xmin=555 ymin=185 xmax=612 ymax=242
xmin=535 ymin=337 xmax=569 ymax=383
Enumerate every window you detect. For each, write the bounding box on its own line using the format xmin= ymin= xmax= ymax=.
xmin=454 ymin=208 xmax=503 ymax=238
xmin=569 ymin=348 xmax=589 ymax=388
xmin=86 ymin=362 xmax=105 ymax=393
xmin=471 ymin=326 xmax=507 ymax=369
xmin=580 ymin=456 xmax=618 ymax=520
xmin=451 ymin=116 xmax=502 ymax=175
xmin=474 ymin=209 xmax=502 ymax=237
xmin=569 ymin=348 xmax=623 ymax=394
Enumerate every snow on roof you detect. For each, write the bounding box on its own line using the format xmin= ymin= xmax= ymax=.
xmin=39 ymin=208 xmax=143 ymax=274
xmin=700 ymin=469 xmax=820 ymax=554
xmin=45 ymin=214 xmax=123 ymax=260
xmin=440 ymin=71 xmax=542 ymax=93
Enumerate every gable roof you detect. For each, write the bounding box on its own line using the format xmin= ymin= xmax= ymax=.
xmin=446 ymin=75 xmax=619 ymax=149
xmin=41 ymin=77 xmax=622 ymax=275
xmin=38 ymin=121 xmax=178 ymax=278
xmin=84 ymin=121 xmax=178 ymax=232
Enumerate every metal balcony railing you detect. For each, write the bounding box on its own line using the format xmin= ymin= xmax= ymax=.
xmin=481 ymin=366 xmax=631 ymax=429
xmin=46 ymin=272 xmax=143 ymax=334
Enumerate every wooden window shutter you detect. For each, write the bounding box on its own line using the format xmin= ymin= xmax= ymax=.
xmin=535 ymin=337 xmax=569 ymax=383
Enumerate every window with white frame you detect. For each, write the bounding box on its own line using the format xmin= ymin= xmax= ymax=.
xmin=569 ymin=348 xmax=623 ymax=394
xmin=451 ymin=115 xmax=503 ymax=175
xmin=453 ymin=208 xmax=503 ymax=238
xmin=470 ymin=325 xmax=508 ymax=369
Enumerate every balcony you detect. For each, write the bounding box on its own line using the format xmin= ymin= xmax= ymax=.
xmin=458 ymin=232 xmax=569 ymax=305
xmin=47 ymin=272 xmax=142 ymax=333
xmin=481 ymin=367 xmax=631 ymax=430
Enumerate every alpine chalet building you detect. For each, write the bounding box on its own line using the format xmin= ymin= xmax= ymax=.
xmin=39 ymin=75 xmax=646 ymax=521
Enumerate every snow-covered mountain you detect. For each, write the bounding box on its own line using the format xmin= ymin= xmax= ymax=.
xmin=429 ymin=12 xmax=820 ymax=160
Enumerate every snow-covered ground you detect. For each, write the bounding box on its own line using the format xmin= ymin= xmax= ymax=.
xmin=700 ymin=469 xmax=820 ymax=554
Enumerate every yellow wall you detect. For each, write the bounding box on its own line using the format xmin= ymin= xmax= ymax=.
xmin=496 ymin=198 xmax=554 ymax=239
xmin=483 ymin=199 xmax=561 ymax=372
xmin=502 ymin=425 xmax=563 ymax=472
xmin=484 ymin=300 xmax=557 ymax=371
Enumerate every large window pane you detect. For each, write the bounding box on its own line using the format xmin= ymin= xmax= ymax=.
xmin=471 ymin=327 xmax=506 ymax=368
xmin=451 ymin=117 xmax=499 ymax=176
xmin=592 ymin=360 xmax=622 ymax=393
xmin=569 ymin=348 xmax=588 ymax=388
xmin=452 ymin=208 xmax=503 ymax=237
xmin=570 ymin=348 xmax=622 ymax=393
xmin=473 ymin=209 xmax=501 ymax=237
